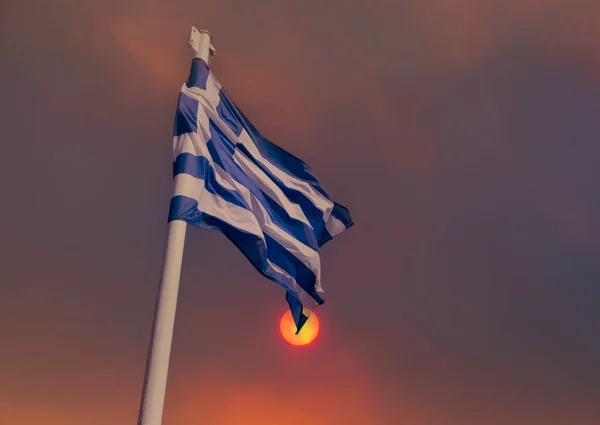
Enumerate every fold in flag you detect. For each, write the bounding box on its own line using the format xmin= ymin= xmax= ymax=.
xmin=169 ymin=58 xmax=353 ymax=333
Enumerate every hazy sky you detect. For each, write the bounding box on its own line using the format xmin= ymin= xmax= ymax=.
xmin=1 ymin=1 xmax=599 ymax=424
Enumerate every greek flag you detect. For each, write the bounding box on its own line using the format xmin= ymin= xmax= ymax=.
xmin=169 ymin=58 xmax=353 ymax=333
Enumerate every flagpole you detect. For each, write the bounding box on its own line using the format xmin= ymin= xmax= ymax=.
xmin=137 ymin=29 xmax=213 ymax=425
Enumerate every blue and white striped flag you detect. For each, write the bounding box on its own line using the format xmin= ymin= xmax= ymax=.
xmin=169 ymin=58 xmax=353 ymax=333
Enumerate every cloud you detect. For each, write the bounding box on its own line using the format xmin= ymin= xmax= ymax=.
xmin=410 ymin=0 xmax=600 ymax=71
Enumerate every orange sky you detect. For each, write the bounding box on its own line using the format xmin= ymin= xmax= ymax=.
xmin=1 ymin=0 xmax=600 ymax=424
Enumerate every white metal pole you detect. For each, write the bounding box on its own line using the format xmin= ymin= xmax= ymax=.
xmin=137 ymin=29 xmax=213 ymax=425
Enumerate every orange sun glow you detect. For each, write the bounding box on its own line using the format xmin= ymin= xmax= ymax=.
xmin=279 ymin=310 xmax=320 ymax=346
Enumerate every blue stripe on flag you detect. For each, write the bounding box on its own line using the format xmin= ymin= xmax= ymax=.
xmin=173 ymin=93 xmax=199 ymax=136
xmin=263 ymin=233 xmax=323 ymax=304
xmin=186 ymin=58 xmax=210 ymax=89
xmin=332 ymin=202 xmax=354 ymax=228
xmin=286 ymin=291 xmax=309 ymax=335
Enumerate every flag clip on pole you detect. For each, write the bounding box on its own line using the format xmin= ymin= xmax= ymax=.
xmin=137 ymin=27 xmax=213 ymax=425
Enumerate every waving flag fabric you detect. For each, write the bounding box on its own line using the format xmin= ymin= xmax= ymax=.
xmin=169 ymin=58 xmax=353 ymax=333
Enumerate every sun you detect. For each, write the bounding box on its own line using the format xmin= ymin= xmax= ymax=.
xmin=279 ymin=310 xmax=320 ymax=346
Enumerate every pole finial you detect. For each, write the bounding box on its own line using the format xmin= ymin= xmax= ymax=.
xmin=189 ymin=26 xmax=215 ymax=64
